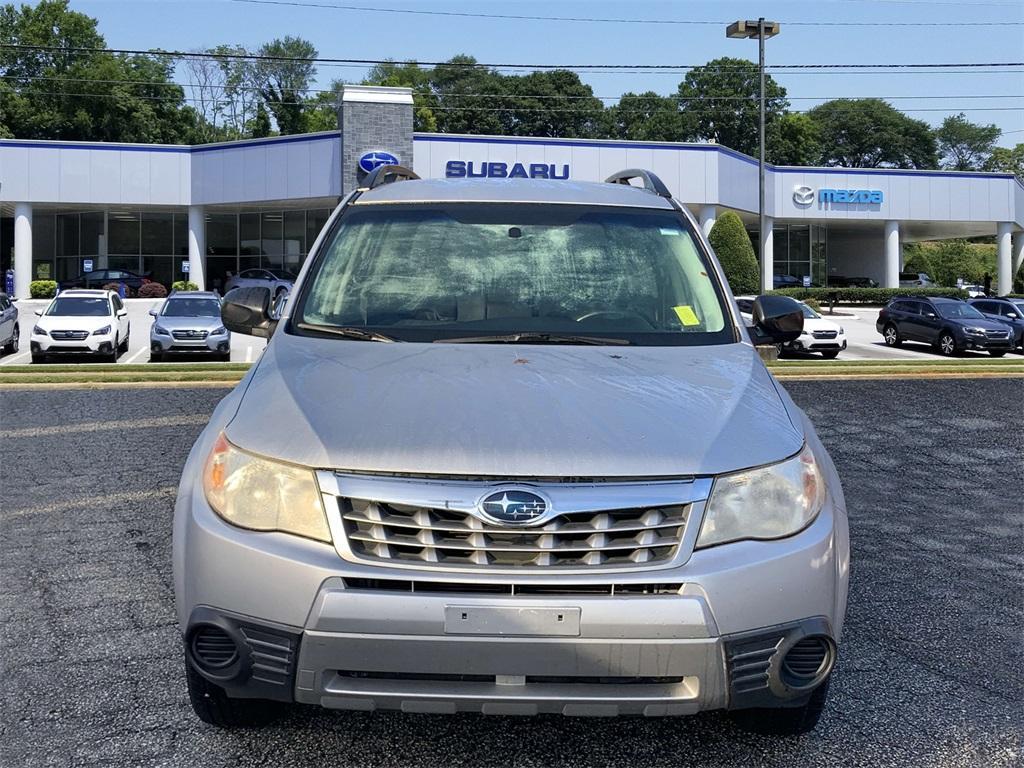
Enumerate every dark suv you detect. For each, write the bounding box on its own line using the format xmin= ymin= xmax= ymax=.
xmin=969 ymin=297 xmax=1024 ymax=352
xmin=876 ymin=296 xmax=1014 ymax=357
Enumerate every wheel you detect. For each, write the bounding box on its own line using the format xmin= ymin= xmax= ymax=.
xmin=774 ymin=343 xmax=785 ymax=358
xmin=989 ymin=350 xmax=1007 ymax=358
xmin=184 ymin=659 xmax=282 ymax=728
xmin=119 ymin=332 xmax=129 ymax=353
xmin=820 ymin=350 xmax=840 ymax=359
xmin=882 ymin=324 xmax=901 ymax=347
xmin=938 ymin=332 xmax=958 ymax=357
xmin=730 ymin=678 xmax=831 ymax=736
xmin=2 ymin=325 xmax=18 ymax=354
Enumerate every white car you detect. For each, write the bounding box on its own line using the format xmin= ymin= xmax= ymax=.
xmin=31 ymin=289 xmax=130 ymax=363
xmin=736 ymin=296 xmax=846 ymax=358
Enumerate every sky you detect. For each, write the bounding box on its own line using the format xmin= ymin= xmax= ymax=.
xmin=68 ymin=0 xmax=1024 ymax=147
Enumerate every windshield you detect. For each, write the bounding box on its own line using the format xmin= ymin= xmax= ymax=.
xmin=294 ymin=204 xmax=731 ymax=345
xmin=800 ymin=303 xmax=820 ymax=319
xmin=1013 ymin=301 xmax=1024 ymax=315
xmin=268 ymin=269 xmax=296 ymax=280
xmin=937 ymin=303 xmax=984 ymax=320
xmin=162 ymin=298 xmax=221 ymax=317
xmin=45 ymin=297 xmax=110 ymax=317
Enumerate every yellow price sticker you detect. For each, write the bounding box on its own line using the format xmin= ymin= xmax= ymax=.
xmin=673 ymin=305 xmax=700 ymax=326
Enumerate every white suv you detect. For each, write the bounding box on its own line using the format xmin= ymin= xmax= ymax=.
xmin=31 ymin=289 xmax=130 ymax=363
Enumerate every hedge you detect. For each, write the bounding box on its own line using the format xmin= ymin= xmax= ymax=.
xmin=770 ymin=286 xmax=968 ymax=304
xmin=29 ymin=280 xmax=58 ymax=299
xmin=708 ymin=211 xmax=760 ymax=296
xmin=137 ymin=282 xmax=169 ymax=298
xmin=171 ymin=281 xmax=199 ymax=291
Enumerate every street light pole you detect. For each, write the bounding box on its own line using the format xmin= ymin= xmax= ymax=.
xmin=727 ymin=18 xmax=780 ymax=294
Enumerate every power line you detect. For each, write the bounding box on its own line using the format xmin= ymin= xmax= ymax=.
xmin=225 ymin=0 xmax=1024 ymax=27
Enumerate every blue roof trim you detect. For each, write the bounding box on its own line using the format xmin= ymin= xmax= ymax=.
xmin=191 ymin=133 xmax=339 ymax=153
xmin=0 ymin=140 xmax=190 ymax=153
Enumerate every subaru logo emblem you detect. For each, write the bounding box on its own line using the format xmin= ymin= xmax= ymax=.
xmin=358 ymin=150 xmax=400 ymax=174
xmin=478 ymin=489 xmax=548 ymax=526
xmin=793 ymin=185 xmax=814 ymax=206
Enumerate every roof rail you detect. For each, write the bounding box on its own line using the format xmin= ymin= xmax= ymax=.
xmin=359 ymin=164 xmax=420 ymax=191
xmin=604 ymin=169 xmax=672 ymax=198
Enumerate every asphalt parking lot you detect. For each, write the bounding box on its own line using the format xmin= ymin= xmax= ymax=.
xmin=1 ymin=378 xmax=1022 ymax=767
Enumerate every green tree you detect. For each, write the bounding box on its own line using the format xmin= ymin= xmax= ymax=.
xmin=806 ymin=99 xmax=937 ymax=169
xmin=767 ymin=113 xmax=822 ymax=166
xmin=983 ymin=143 xmax=1024 ymax=179
xmin=363 ymin=61 xmax=437 ymax=131
xmin=305 ymin=79 xmax=344 ymax=132
xmin=254 ymin=36 xmax=317 ymax=135
xmin=502 ymin=70 xmax=604 ymax=138
xmin=676 ymin=58 xmax=788 ymax=157
xmin=900 ymin=243 xmax=936 ymax=280
xmin=0 ymin=0 xmax=199 ymax=142
xmin=708 ymin=211 xmax=760 ymax=295
xmin=935 ymin=113 xmax=1000 ymax=171
xmin=429 ymin=55 xmax=508 ymax=135
xmin=249 ymin=103 xmax=272 ymax=138
xmin=607 ymin=91 xmax=690 ymax=142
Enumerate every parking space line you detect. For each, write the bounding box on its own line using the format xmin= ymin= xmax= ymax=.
xmin=124 ymin=344 xmax=149 ymax=364
xmin=245 ymin=346 xmax=253 ymax=363
xmin=3 ymin=414 xmax=210 ymax=439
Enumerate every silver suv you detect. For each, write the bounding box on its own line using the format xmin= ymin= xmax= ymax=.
xmin=174 ymin=167 xmax=849 ymax=735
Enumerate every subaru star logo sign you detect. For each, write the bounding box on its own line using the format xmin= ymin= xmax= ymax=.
xmin=793 ymin=185 xmax=814 ymax=206
xmin=358 ymin=150 xmax=400 ymax=174
xmin=478 ymin=489 xmax=549 ymax=525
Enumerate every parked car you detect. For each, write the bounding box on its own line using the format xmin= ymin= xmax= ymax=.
xmin=149 ymin=291 xmax=231 ymax=362
xmin=736 ymin=296 xmax=846 ymax=358
xmin=59 ymin=268 xmax=151 ymax=294
xmin=174 ymin=166 xmax=849 ymax=735
xmin=898 ymin=271 xmax=935 ymax=288
xmin=224 ymin=268 xmax=296 ymax=299
xmin=772 ymin=274 xmax=820 ymax=289
xmin=827 ymin=275 xmax=877 ymax=288
xmin=0 ymin=292 xmax=19 ymax=356
xmin=30 ymin=289 xmax=130 ymax=363
xmin=876 ymin=296 xmax=1014 ymax=357
xmin=962 ymin=284 xmax=987 ymax=299
xmin=969 ymin=297 xmax=1024 ymax=352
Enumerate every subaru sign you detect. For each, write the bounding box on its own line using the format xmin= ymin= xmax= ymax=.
xmin=478 ymin=488 xmax=549 ymax=525
xmin=358 ymin=150 xmax=400 ymax=174
xmin=446 ymin=161 xmax=570 ymax=180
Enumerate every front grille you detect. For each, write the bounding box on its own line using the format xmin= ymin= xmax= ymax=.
xmin=50 ymin=330 xmax=89 ymax=340
xmin=341 ymin=578 xmax=683 ymax=595
xmin=335 ymin=670 xmax=685 ymax=686
xmin=239 ymin=625 xmax=296 ymax=686
xmin=171 ymin=329 xmax=209 ymax=340
xmin=812 ymin=330 xmax=838 ymax=339
xmin=339 ymin=498 xmax=688 ymax=569
xmin=985 ymin=330 xmax=1009 ymax=339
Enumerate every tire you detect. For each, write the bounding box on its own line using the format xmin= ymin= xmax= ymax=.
xmin=882 ymin=324 xmax=901 ymax=347
xmin=938 ymin=332 xmax=958 ymax=357
xmin=774 ymin=343 xmax=784 ymax=358
xmin=989 ymin=350 xmax=1007 ymax=358
xmin=184 ymin=660 xmax=282 ymax=728
xmin=2 ymin=325 xmax=18 ymax=354
xmin=119 ymin=332 xmax=129 ymax=353
xmin=730 ymin=678 xmax=831 ymax=736
xmin=820 ymin=350 xmax=840 ymax=359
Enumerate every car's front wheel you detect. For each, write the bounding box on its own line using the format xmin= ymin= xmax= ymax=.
xmin=2 ymin=325 xmax=18 ymax=354
xmin=882 ymin=324 xmax=900 ymax=347
xmin=730 ymin=678 xmax=831 ymax=736
xmin=938 ymin=332 xmax=958 ymax=356
xmin=184 ymin=660 xmax=282 ymax=728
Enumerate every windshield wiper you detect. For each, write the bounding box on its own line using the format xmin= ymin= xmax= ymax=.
xmin=436 ymin=332 xmax=630 ymax=346
xmin=295 ymin=323 xmax=400 ymax=342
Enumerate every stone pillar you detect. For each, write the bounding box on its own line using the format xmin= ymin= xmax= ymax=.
xmin=1010 ymin=231 xmax=1023 ymax=286
xmin=884 ymin=221 xmax=900 ymax=289
xmin=760 ymin=217 xmax=774 ymax=294
xmin=339 ymin=85 xmax=414 ymax=197
xmin=996 ymin=222 xmax=1012 ymax=296
xmin=699 ymin=205 xmax=716 ymax=238
xmin=187 ymin=205 xmax=206 ymax=291
xmin=14 ymin=203 xmax=32 ymax=299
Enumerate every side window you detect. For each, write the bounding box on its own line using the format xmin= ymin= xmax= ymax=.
xmin=974 ymin=301 xmax=993 ymax=314
xmin=890 ymin=301 xmax=907 ymax=313
xmin=998 ymin=303 xmax=1014 ymax=317
xmin=112 ymin=295 xmax=123 ymax=312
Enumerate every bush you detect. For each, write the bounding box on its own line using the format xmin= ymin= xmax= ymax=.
xmin=100 ymin=282 xmax=134 ymax=298
xmin=29 ymin=280 xmax=58 ymax=299
xmin=708 ymin=211 xmax=760 ymax=296
xmin=137 ymin=282 xmax=169 ymax=298
xmin=803 ymin=298 xmax=822 ymax=313
xmin=171 ymin=281 xmax=199 ymax=292
xmin=771 ymin=286 xmax=968 ymax=304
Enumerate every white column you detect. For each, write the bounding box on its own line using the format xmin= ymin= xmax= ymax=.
xmin=698 ymin=205 xmax=717 ymax=238
xmin=14 ymin=203 xmax=32 ymax=299
xmin=187 ymin=205 xmax=206 ymax=291
xmin=884 ymin=221 xmax=900 ymax=289
xmin=996 ymin=222 xmax=1012 ymax=296
xmin=760 ymin=217 xmax=773 ymax=294
xmin=1011 ymin=231 xmax=1023 ymax=283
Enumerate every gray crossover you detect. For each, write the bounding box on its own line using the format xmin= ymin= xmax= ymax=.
xmin=149 ymin=291 xmax=230 ymax=361
xmin=174 ymin=167 xmax=849 ymax=735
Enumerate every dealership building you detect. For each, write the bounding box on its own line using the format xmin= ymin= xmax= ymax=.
xmin=2 ymin=85 xmax=1022 ymax=299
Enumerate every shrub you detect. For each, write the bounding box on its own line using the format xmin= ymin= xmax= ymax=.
xmin=770 ymin=286 xmax=968 ymax=304
xmin=29 ymin=280 xmax=58 ymax=299
xmin=708 ymin=211 xmax=760 ymax=296
xmin=172 ymin=281 xmax=199 ymax=292
xmin=803 ymin=298 xmax=822 ymax=313
xmin=137 ymin=282 xmax=169 ymax=298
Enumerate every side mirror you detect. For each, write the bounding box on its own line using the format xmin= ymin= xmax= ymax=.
xmin=1007 ymin=312 xmax=1019 ymax=319
xmin=925 ymin=312 xmax=936 ymax=318
xmin=749 ymin=295 xmax=803 ymax=345
xmin=222 ymin=286 xmax=275 ymax=338
xmin=148 ymin=308 xmax=159 ymax=317
xmin=34 ymin=309 xmax=43 ymax=316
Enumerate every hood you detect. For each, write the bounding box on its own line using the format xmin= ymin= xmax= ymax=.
xmin=153 ymin=315 xmax=223 ymax=331
xmin=37 ymin=314 xmax=113 ymax=332
xmin=225 ymin=335 xmax=805 ymax=478
xmin=803 ymin=317 xmax=843 ymax=333
xmin=953 ymin=317 xmax=1014 ymax=331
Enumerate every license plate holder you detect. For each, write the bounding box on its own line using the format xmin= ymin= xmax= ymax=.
xmin=443 ymin=605 xmax=581 ymax=636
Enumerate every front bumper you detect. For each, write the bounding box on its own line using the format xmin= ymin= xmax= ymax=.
xmin=786 ymin=336 xmax=847 ymax=353
xmin=960 ymin=334 xmax=1013 ymax=351
xmin=151 ymin=331 xmax=230 ymax=354
xmin=31 ymin=333 xmax=113 ymax=354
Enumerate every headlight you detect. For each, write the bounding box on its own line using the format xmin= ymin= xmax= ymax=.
xmin=211 ymin=326 xmax=227 ymax=335
xmin=203 ymin=433 xmax=331 ymax=543
xmin=838 ymin=326 xmax=845 ymax=334
xmin=153 ymin=325 xmax=170 ymax=336
xmin=964 ymin=327 xmax=985 ymax=336
xmin=696 ymin=443 xmax=825 ymax=549
xmin=33 ymin=325 xmax=48 ymax=336
xmin=93 ymin=325 xmax=112 ymax=336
